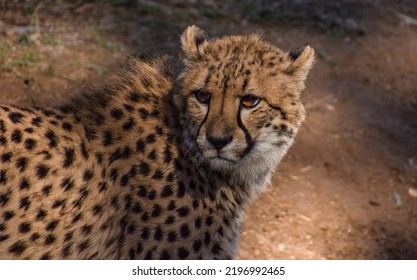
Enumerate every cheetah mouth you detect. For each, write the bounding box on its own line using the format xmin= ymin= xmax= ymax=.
xmin=206 ymin=153 xmax=238 ymax=164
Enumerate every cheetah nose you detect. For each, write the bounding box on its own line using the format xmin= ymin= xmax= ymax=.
xmin=207 ymin=135 xmax=233 ymax=150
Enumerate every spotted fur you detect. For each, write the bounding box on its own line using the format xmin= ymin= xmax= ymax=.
xmin=0 ymin=26 xmax=314 ymax=259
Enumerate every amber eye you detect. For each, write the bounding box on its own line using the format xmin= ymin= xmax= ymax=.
xmin=241 ymin=95 xmax=261 ymax=108
xmin=193 ymin=90 xmax=211 ymax=105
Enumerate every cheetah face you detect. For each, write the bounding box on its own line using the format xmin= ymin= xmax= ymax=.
xmin=175 ymin=26 xmax=314 ymax=172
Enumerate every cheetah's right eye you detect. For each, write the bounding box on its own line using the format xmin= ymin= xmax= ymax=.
xmin=193 ymin=90 xmax=211 ymax=105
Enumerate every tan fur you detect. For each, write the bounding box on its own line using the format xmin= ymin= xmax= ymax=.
xmin=0 ymin=26 xmax=313 ymax=259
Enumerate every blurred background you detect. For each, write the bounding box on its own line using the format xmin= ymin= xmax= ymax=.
xmin=0 ymin=0 xmax=416 ymax=259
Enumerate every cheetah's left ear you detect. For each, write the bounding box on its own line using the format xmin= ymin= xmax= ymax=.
xmin=284 ymin=45 xmax=315 ymax=81
xmin=181 ymin=25 xmax=208 ymax=59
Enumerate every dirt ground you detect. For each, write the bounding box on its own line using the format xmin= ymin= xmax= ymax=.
xmin=0 ymin=0 xmax=416 ymax=259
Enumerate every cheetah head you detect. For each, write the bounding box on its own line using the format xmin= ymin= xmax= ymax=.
xmin=174 ymin=26 xmax=314 ymax=184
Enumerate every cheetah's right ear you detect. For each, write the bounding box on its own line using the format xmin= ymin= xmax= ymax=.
xmin=181 ymin=25 xmax=208 ymax=59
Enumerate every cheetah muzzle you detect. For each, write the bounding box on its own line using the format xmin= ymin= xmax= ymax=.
xmin=0 ymin=26 xmax=314 ymax=259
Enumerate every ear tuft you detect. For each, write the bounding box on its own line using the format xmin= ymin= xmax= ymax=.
xmin=285 ymin=45 xmax=315 ymax=80
xmin=181 ymin=25 xmax=208 ymax=58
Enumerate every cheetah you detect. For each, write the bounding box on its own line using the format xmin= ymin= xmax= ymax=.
xmin=0 ymin=26 xmax=314 ymax=259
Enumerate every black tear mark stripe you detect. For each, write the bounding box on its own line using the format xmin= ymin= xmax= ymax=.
xmin=237 ymin=106 xmax=254 ymax=157
xmin=267 ymin=104 xmax=288 ymax=120
xmin=195 ymin=98 xmax=210 ymax=150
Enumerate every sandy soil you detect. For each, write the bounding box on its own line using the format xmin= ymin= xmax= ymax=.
xmin=0 ymin=0 xmax=416 ymax=259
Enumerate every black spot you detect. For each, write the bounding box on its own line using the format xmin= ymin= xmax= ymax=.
xmin=8 ymin=241 xmax=26 ymax=255
xmin=0 ymin=136 xmax=6 ymax=145
xmin=109 ymin=146 xmax=131 ymax=163
xmin=141 ymin=227 xmax=150 ymax=240
xmin=78 ymin=240 xmax=90 ymax=252
xmin=180 ymin=224 xmax=190 ymax=239
xmin=212 ymin=243 xmax=221 ymax=255
xmin=24 ymin=138 xmax=36 ymax=150
xmin=62 ymin=244 xmax=72 ymax=257
xmin=151 ymin=170 xmax=163 ymax=180
xmin=46 ymin=220 xmax=59 ymax=231
xmin=195 ymin=217 xmax=202 ymax=229
xmin=102 ymin=131 xmax=113 ymax=146
xmin=64 ymin=232 xmax=73 ymax=242
xmin=128 ymin=248 xmax=135 ymax=259
xmin=146 ymin=134 xmax=156 ymax=143
xmin=45 ymin=130 xmax=58 ymax=148
xmin=138 ymin=108 xmax=148 ymax=120
xmin=40 ymin=253 xmax=51 ymax=260
xmin=204 ymin=232 xmax=211 ymax=246
xmin=0 ymin=120 xmax=6 ymax=133
xmin=128 ymin=92 xmax=141 ymax=102
xmin=92 ymin=204 xmax=103 ymax=215
xmin=0 ymin=170 xmax=7 ymax=186
xmin=150 ymin=109 xmax=160 ymax=118
xmin=72 ymin=213 xmax=82 ymax=224
xmin=36 ymin=164 xmax=50 ymax=179
xmin=167 ymin=200 xmax=176 ymax=211
xmin=0 ymin=235 xmax=10 ymax=242
xmin=136 ymin=242 xmax=143 ymax=254
xmin=30 ymin=233 xmax=40 ymax=241
xmin=19 ymin=196 xmax=31 ymax=211
xmin=81 ymin=142 xmax=89 ymax=159
xmin=206 ymin=216 xmax=213 ymax=226
xmin=193 ymin=239 xmax=202 ymax=253
xmin=8 ymin=112 xmax=23 ymax=123
xmin=109 ymin=168 xmax=118 ymax=182
xmin=63 ymin=148 xmax=75 ymax=168
xmin=122 ymin=118 xmax=135 ymax=131
xmin=61 ymin=177 xmax=74 ymax=192
xmin=81 ymin=224 xmax=93 ymax=235
xmin=166 ymin=172 xmax=174 ymax=182
xmin=16 ymin=157 xmax=28 ymax=172
xmin=19 ymin=178 xmax=30 ymax=190
xmin=192 ymin=199 xmax=199 ymax=209
xmin=3 ymin=211 xmax=14 ymax=220
xmin=110 ymin=108 xmax=124 ymax=120
xmin=160 ymin=250 xmax=171 ymax=260
xmin=139 ymin=162 xmax=150 ymax=176
xmin=44 ymin=234 xmax=56 ymax=245
xmin=151 ymin=204 xmax=162 ymax=217
xmin=18 ymin=222 xmax=31 ymax=233
xmin=42 ymin=184 xmax=52 ymax=195
xmin=123 ymin=103 xmax=134 ymax=113
xmin=1 ymin=152 xmax=12 ymax=163
xmin=98 ymin=182 xmax=107 ymax=193
xmin=24 ymin=127 xmax=34 ymax=133
xmin=62 ymin=122 xmax=73 ymax=131
xmin=11 ymin=129 xmax=22 ymax=143
xmin=177 ymin=247 xmax=189 ymax=259
xmin=52 ymin=199 xmax=66 ymax=208
xmin=177 ymin=206 xmax=190 ymax=217
xmin=177 ymin=181 xmax=186 ymax=198
xmin=160 ymin=185 xmax=173 ymax=197
xmin=165 ymin=215 xmax=175 ymax=224
xmin=124 ymin=195 xmax=132 ymax=210
xmin=36 ymin=209 xmax=47 ymax=220
xmin=31 ymin=117 xmax=42 ymax=127
xmin=82 ymin=169 xmax=94 ymax=181
xmin=141 ymin=212 xmax=149 ymax=222
xmin=147 ymin=150 xmax=157 ymax=160
xmin=144 ymin=250 xmax=153 ymax=260
xmin=132 ymin=202 xmax=142 ymax=213
xmin=136 ymin=139 xmax=146 ymax=153
xmin=120 ymin=174 xmax=129 ymax=186
xmin=154 ymin=227 xmax=163 ymax=240
xmin=167 ymin=231 xmax=177 ymax=242
xmin=136 ymin=185 xmax=147 ymax=197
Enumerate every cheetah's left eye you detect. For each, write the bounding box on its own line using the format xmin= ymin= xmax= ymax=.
xmin=241 ymin=95 xmax=261 ymax=109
